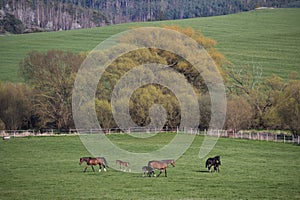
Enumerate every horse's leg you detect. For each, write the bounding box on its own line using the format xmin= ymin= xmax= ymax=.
xmin=214 ymin=164 xmax=220 ymax=173
xmin=165 ymin=169 xmax=167 ymax=177
xmin=84 ymin=166 xmax=88 ymax=172
xmin=103 ymin=164 xmax=107 ymax=172
xmin=148 ymin=170 xmax=154 ymax=177
xmin=157 ymin=169 xmax=162 ymax=177
xmin=91 ymin=165 xmax=95 ymax=172
xmin=99 ymin=164 xmax=102 ymax=172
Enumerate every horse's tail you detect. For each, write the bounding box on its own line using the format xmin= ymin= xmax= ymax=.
xmin=97 ymin=156 xmax=108 ymax=167
xmin=102 ymin=157 xmax=108 ymax=167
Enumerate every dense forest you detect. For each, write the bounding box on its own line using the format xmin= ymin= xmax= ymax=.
xmin=1 ymin=0 xmax=300 ymax=33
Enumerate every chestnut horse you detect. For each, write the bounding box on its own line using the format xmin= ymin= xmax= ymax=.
xmin=148 ymin=159 xmax=175 ymax=177
xmin=116 ymin=160 xmax=130 ymax=172
xmin=79 ymin=157 xmax=107 ymax=172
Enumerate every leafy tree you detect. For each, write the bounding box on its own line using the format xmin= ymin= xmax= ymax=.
xmin=0 ymin=118 xmax=5 ymax=130
xmin=261 ymin=74 xmax=286 ymax=129
xmin=277 ymin=77 xmax=300 ymax=135
xmin=95 ymin=26 xmax=227 ymax=130
xmin=226 ymin=63 xmax=300 ymax=135
xmin=225 ymin=95 xmax=254 ymax=131
xmin=226 ymin=64 xmax=270 ymax=128
xmin=95 ymin=99 xmax=116 ymax=129
xmin=0 ymin=82 xmax=32 ymax=129
xmin=198 ymin=94 xmax=211 ymax=130
xmin=0 ymin=13 xmax=25 ymax=34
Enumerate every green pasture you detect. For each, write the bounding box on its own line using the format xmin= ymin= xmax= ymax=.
xmin=0 ymin=8 xmax=299 ymax=82
xmin=0 ymin=133 xmax=299 ymax=199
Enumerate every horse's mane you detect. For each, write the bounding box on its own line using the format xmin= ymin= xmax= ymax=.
xmin=161 ymin=159 xmax=174 ymax=165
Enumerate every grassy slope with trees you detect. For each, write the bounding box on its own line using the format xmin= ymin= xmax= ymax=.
xmin=0 ymin=9 xmax=299 ymax=134
xmin=0 ymin=8 xmax=299 ymax=82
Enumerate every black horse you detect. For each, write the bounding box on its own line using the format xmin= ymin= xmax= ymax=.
xmin=205 ymin=155 xmax=221 ymax=172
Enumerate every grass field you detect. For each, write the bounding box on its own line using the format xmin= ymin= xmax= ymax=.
xmin=0 ymin=133 xmax=299 ymax=199
xmin=0 ymin=8 xmax=299 ymax=82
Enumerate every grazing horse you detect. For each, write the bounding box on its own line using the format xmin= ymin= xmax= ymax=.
xmin=116 ymin=160 xmax=130 ymax=172
xmin=79 ymin=157 xmax=107 ymax=172
xmin=142 ymin=166 xmax=155 ymax=177
xmin=205 ymin=155 xmax=221 ymax=172
xmin=148 ymin=159 xmax=175 ymax=177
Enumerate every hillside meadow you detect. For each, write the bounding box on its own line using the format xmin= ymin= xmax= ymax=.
xmin=0 ymin=8 xmax=299 ymax=82
xmin=0 ymin=133 xmax=299 ymax=199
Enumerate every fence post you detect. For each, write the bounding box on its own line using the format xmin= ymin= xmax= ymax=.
xmin=298 ymin=136 xmax=300 ymax=145
xmin=267 ymin=133 xmax=268 ymax=142
xmin=284 ymin=134 xmax=286 ymax=143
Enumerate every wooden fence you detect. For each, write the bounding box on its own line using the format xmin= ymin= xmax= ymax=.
xmin=1 ymin=128 xmax=299 ymax=144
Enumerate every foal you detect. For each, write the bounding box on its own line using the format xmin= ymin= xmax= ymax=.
xmin=116 ymin=160 xmax=130 ymax=172
xmin=142 ymin=166 xmax=155 ymax=177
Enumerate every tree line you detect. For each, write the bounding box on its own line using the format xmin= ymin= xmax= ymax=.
xmin=0 ymin=26 xmax=299 ymax=135
xmin=1 ymin=0 xmax=299 ymax=33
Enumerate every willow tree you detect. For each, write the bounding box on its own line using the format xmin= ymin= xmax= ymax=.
xmin=94 ymin=26 xmax=227 ymax=130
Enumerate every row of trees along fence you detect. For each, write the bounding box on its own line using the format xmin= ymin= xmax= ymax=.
xmin=1 ymin=128 xmax=299 ymax=144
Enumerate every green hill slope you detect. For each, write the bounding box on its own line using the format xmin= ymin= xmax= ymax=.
xmin=0 ymin=8 xmax=299 ymax=82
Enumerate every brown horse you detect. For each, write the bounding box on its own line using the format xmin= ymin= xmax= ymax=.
xmin=147 ymin=159 xmax=175 ymax=177
xmin=79 ymin=157 xmax=107 ymax=172
xmin=116 ymin=160 xmax=130 ymax=172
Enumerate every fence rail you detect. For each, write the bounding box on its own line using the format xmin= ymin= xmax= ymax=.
xmin=1 ymin=128 xmax=299 ymax=144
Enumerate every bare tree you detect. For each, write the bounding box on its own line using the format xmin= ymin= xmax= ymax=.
xmin=20 ymin=50 xmax=84 ymax=129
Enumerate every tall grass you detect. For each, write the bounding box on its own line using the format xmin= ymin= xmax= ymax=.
xmin=0 ymin=8 xmax=299 ymax=82
xmin=0 ymin=134 xmax=299 ymax=199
